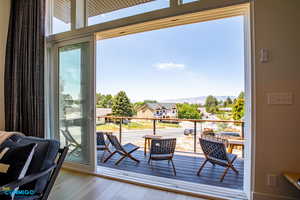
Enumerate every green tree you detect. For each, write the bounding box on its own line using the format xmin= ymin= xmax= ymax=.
xmin=96 ymin=93 xmax=113 ymax=108
xmin=177 ymin=103 xmax=201 ymax=119
xmin=232 ymin=98 xmax=245 ymax=120
xmin=112 ymin=91 xmax=133 ymax=117
xmin=226 ymin=97 xmax=233 ymax=105
xmin=223 ymin=96 xmax=233 ymax=107
xmin=100 ymin=94 xmax=113 ymax=108
xmin=238 ymin=91 xmax=245 ymax=99
xmin=143 ymin=100 xmax=157 ymax=104
xmin=204 ymin=95 xmax=219 ymax=114
xmin=96 ymin=93 xmax=102 ymax=105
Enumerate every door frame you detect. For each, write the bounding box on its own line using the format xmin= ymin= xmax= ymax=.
xmin=46 ymin=3 xmax=254 ymax=198
xmin=48 ymin=35 xmax=97 ymax=172
xmin=95 ymin=9 xmax=252 ymax=199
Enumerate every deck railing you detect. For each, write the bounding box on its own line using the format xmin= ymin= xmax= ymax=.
xmin=97 ymin=116 xmax=244 ymax=153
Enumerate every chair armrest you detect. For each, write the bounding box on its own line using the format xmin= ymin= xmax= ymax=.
xmin=0 ymin=164 xmax=56 ymax=193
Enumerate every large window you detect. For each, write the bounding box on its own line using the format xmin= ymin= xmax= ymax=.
xmin=47 ymin=0 xmax=251 ymax=198
xmin=52 ymin=0 xmax=71 ymax=34
xmin=87 ymin=0 xmax=169 ymax=26
xmin=96 ymin=16 xmax=245 ymax=190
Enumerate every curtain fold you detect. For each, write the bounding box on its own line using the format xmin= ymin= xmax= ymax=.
xmin=4 ymin=0 xmax=45 ymax=138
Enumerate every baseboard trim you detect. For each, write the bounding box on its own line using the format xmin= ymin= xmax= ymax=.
xmin=253 ymin=192 xmax=299 ymax=200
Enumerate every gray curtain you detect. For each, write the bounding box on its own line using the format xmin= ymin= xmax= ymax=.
xmin=5 ymin=0 xmax=45 ymax=138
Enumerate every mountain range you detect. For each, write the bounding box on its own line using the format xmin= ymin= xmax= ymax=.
xmin=160 ymin=96 xmax=236 ymax=104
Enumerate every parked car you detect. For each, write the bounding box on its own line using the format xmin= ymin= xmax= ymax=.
xmin=184 ymin=129 xmax=194 ymax=136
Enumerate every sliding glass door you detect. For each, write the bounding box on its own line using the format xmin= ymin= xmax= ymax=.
xmin=51 ymin=37 xmax=96 ymax=171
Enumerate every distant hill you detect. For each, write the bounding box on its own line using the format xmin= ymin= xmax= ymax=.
xmin=160 ymin=96 xmax=236 ymax=104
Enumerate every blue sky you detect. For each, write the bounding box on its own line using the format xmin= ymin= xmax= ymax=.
xmin=97 ymin=16 xmax=245 ymax=101
xmin=54 ymin=2 xmax=245 ymax=102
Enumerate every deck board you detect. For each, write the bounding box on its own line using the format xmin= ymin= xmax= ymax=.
xmin=97 ymin=150 xmax=244 ymax=190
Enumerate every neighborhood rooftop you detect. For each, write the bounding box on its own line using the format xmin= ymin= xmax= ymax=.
xmin=144 ymin=103 xmax=176 ymax=110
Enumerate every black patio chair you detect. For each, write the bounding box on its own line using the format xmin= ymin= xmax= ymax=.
xmin=0 ymin=135 xmax=68 ymax=200
xmin=103 ymin=134 xmax=140 ymax=165
xmin=60 ymin=129 xmax=81 ymax=157
xmin=96 ymin=131 xmax=111 ymax=162
xmin=197 ymin=136 xmax=239 ymax=182
xmin=148 ymin=138 xmax=177 ymax=176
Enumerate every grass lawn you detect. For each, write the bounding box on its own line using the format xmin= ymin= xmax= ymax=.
xmin=97 ymin=121 xmax=180 ymax=131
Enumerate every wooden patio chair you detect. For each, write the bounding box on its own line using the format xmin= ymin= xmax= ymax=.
xmin=103 ymin=134 xmax=140 ymax=165
xmin=60 ymin=129 xmax=81 ymax=157
xmin=96 ymin=131 xmax=111 ymax=162
xmin=148 ymin=138 xmax=177 ymax=176
xmin=197 ymin=136 xmax=239 ymax=182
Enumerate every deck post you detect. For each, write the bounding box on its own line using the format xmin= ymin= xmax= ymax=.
xmin=194 ymin=121 xmax=197 ymax=153
xmin=241 ymin=122 xmax=245 ymax=139
xmin=200 ymin=122 xmax=203 ymax=136
xmin=241 ymin=122 xmax=245 ymax=157
xmin=153 ymin=119 xmax=156 ymax=135
xmin=119 ymin=118 xmax=122 ymax=144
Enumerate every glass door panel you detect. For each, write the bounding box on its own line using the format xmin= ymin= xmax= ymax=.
xmin=58 ymin=42 xmax=93 ymax=166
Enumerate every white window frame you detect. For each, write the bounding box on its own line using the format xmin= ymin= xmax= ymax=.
xmin=46 ymin=0 xmax=253 ymax=199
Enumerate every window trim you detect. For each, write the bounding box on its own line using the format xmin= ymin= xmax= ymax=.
xmin=47 ymin=0 xmax=249 ymax=42
xmin=46 ymin=1 xmax=253 ymax=199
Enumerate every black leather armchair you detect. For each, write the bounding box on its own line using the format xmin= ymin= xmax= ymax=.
xmin=0 ymin=135 xmax=68 ymax=200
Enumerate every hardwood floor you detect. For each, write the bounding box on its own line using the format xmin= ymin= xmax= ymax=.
xmin=49 ymin=170 xmax=206 ymax=200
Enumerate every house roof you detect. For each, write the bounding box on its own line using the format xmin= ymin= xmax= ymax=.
xmin=54 ymin=0 xmax=153 ymax=23
xmin=144 ymin=103 xmax=177 ymax=111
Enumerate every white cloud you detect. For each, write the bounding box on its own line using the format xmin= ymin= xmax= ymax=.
xmin=154 ymin=62 xmax=185 ymax=70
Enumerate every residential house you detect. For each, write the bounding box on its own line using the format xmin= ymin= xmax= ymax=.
xmin=136 ymin=103 xmax=177 ymax=118
xmin=96 ymin=108 xmax=112 ymax=124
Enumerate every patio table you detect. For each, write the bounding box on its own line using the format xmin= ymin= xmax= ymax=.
xmin=227 ymin=139 xmax=245 ymax=157
xmin=143 ymin=135 xmax=162 ymax=156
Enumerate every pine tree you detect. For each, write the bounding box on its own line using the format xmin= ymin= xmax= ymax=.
xmin=226 ymin=97 xmax=233 ymax=105
xmin=112 ymin=91 xmax=133 ymax=117
xmin=204 ymin=95 xmax=219 ymax=114
xmin=232 ymin=98 xmax=245 ymax=120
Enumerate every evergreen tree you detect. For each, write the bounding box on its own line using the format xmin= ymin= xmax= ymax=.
xmin=223 ymin=96 xmax=233 ymax=107
xmin=204 ymin=95 xmax=219 ymax=114
xmin=112 ymin=91 xmax=133 ymax=117
xmin=96 ymin=93 xmax=113 ymax=108
xmin=232 ymin=95 xmax=245 ymax=120
xmin=226 ymin=97 xmax=233 ymax=105
xmin=238 ymin=91 xmax=245 ymax=99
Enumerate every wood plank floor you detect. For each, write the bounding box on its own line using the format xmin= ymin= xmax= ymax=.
xmin=97 ymin=150 xmax=244 ymax=190
xmin=49 ymin=170 xmax=206 ymax=200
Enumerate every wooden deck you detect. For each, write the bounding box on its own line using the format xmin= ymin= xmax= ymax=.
xmin=97 ymin=149 xmax=244 ymax=190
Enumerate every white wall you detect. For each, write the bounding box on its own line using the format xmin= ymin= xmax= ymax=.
xmin=0 ymin=0 xmax=10 ymax=130
xmin=252 ymin=0 xmax=300 ymax=199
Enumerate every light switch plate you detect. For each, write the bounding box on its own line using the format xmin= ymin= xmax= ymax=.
xmin=267 ymin=92 xmax=293 ymax=105
xmin=267 ymin=174 xmax=278 ymax=187
xmin=260 ymin=48 xmax=270 ymax=63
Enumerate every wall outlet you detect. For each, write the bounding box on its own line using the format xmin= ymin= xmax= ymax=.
xmin=267 ymin=174 xmax=278 ymax=187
